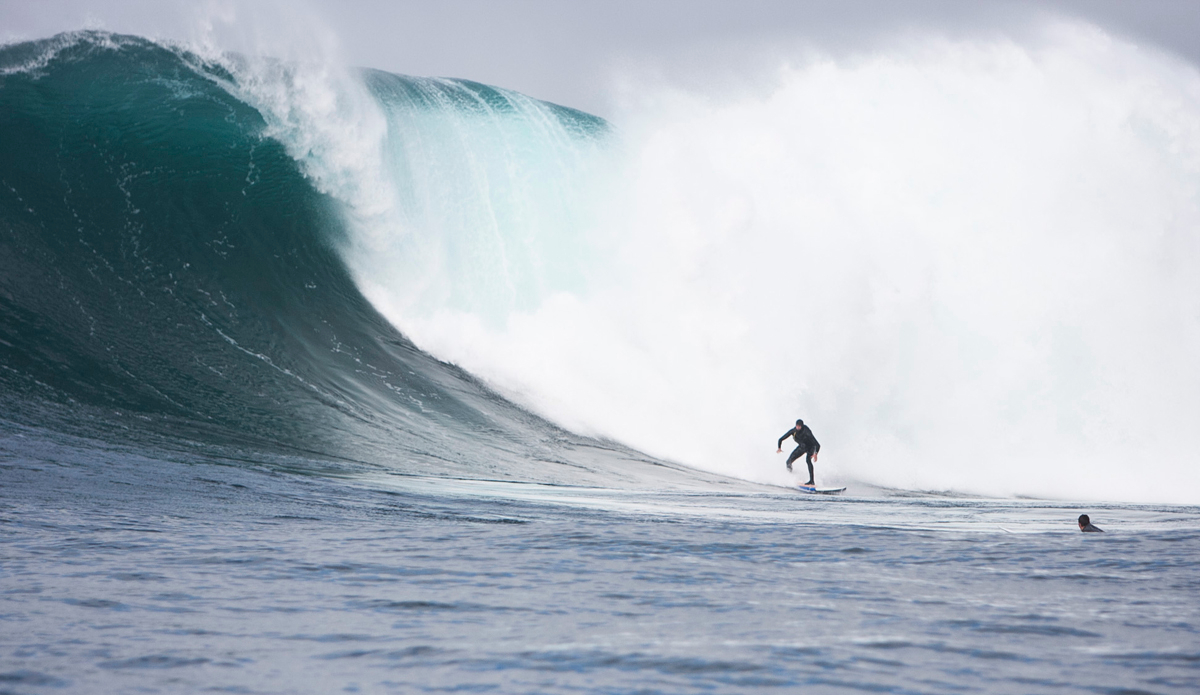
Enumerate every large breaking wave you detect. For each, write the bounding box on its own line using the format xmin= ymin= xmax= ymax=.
xmin=4 ymin=26 xmax=1200 ymax=503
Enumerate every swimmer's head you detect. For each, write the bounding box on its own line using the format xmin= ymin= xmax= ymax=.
xmin=1078 ymin=514 xmax=1091 ymax=527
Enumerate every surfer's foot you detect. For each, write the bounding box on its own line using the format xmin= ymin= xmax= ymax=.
xmin=786 ymin=466 xmax=792 ymax=473
xmin=804 ymin=482 xmax=814 ymax=486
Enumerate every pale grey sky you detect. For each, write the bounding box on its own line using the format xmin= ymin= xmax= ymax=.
xmin=3 ymin=0 xmax=1199 ymax=117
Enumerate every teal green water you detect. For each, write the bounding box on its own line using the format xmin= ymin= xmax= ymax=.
xmin=0 ymin=32 xmax=674 ymax=487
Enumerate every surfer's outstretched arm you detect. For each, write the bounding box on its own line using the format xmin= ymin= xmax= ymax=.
xmin=777 ymin=429 xmax=795 ymax=453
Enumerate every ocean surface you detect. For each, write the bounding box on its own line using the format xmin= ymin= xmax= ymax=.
xmin=3 ymin=31 xmax=1200 ymax=694
xmin=4 ymin=423 xmax=1200 ymax=694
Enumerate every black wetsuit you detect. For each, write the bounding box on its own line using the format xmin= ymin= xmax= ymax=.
xmin=779 ymin=425 xmax=820 ymax=484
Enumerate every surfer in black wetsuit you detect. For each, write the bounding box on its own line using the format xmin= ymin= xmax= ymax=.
xmin=777 ymin=419 xmax=820 ymax=486
xmin=1078 ymin=514 xmax=1104 ymax=532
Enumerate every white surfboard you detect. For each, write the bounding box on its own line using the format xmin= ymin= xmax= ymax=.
xmin=797 ymin=484 xmax=846 ymax=495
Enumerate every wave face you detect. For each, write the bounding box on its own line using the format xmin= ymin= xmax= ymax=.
xmin=0 ymin=33 xmax=706 ymax=487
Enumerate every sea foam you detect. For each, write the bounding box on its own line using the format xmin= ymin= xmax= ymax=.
xmin=333 ymin=21 xmax=1200 ymax=503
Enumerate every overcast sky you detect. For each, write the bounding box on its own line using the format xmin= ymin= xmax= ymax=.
xmin=3 ymin=0 xmax=1200 ymax=116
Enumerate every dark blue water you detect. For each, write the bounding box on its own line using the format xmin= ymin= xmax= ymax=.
xmin=4 ymin=422 xmax=1199 ymax=694
xmin=2 ymin=32 xmax=1199 ymax=694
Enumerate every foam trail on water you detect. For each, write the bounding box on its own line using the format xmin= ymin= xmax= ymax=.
xmin=337 ymin=21 xmax=1200 ymax=504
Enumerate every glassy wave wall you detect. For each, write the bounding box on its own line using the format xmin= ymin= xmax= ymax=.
xmin=0 ymin=32 xmax=715 ymax=488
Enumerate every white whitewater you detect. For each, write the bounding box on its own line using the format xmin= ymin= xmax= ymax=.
xmin=265 ymin=21 xmax=1200 ymax=504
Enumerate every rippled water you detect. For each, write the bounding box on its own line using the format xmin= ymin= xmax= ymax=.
xmin=3 ymin=432 xmax=1199 ymax=694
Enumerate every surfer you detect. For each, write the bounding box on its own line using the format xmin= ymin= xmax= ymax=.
xmin=777 ymin=419 xmax=820 ymax=486
xmin=1078 ymin=514 xmax=1104 ymax=532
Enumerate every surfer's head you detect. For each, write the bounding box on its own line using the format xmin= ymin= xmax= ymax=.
xmin=795 ymin=419 xmax=804 ymax=427
xmin=1078 ymin=514 xmax=1090 ymax=528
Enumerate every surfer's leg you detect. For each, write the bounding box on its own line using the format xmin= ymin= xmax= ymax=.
xmin=804 ymin=451 xmax=815 ymax=486
xmin=786 ymin=447 xmax=803 ymax=473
